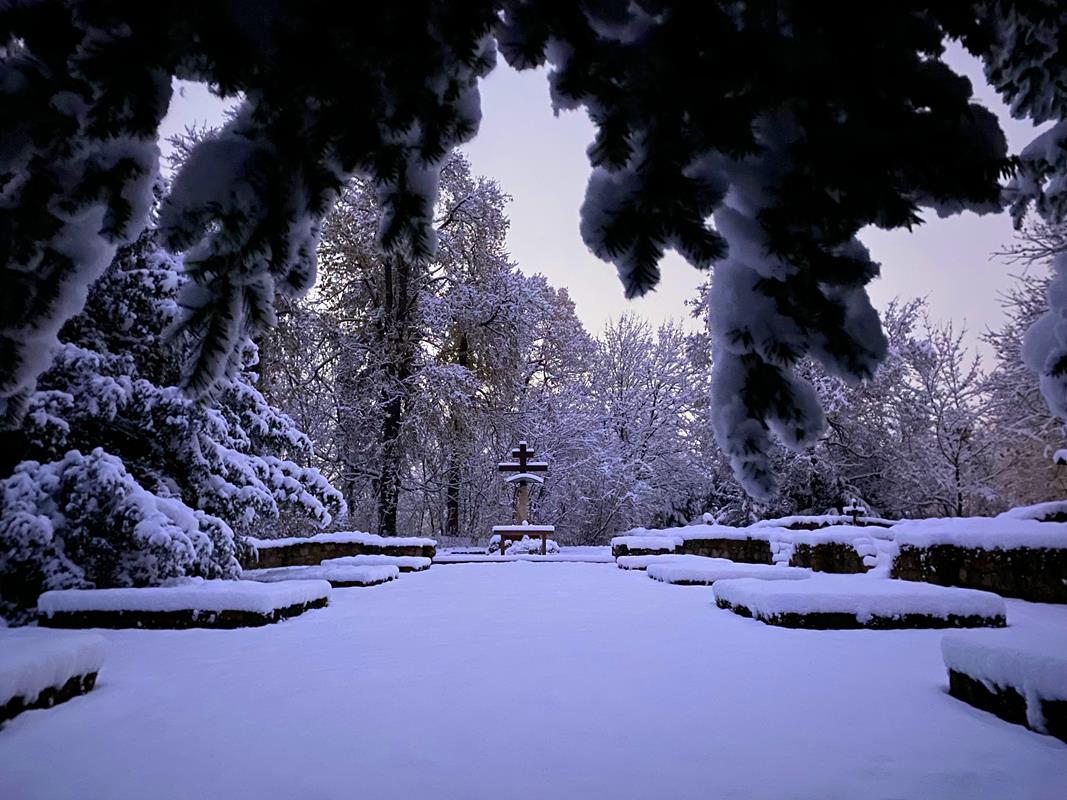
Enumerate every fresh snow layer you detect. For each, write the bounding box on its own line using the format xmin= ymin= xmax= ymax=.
xmin=783 ymin=526 xmax=900 ymax=573
xmin=714 ymin=576 xmax=1007 ymax=622
xmin=674 ymin=523 xmax=773 ymax=542
xmin=615 ymin=554 xmax=695 ymax=570
xmin=647 ymin=560 xmax=810 ymax=585
xmin=38 ymin=579 xmax=331 ymax=616
xmin=246 ymin=530 xmax=436 ymax=550
xmin=320 ymin=555 xmax=431 ymax=571
xmin=1 ymin=565 xmax=1063 ymax=799
xmin=997 ymin=500 xmax=1067 ymax=522
xmin=434 ymin=552 xmax=614 ymax=564
xmin=491 ymin=524 xmax=555 ymax=532
xmin=0 ymin=629 xmax=105 ymax=706
xmin=942 ymin=629 xmax=1067 ymax=731
xmin=610 ymin=535 xmax=680 ymax=551
xmin=751 ymin=514 xmax=896 ymax=530
xmin=893 ymin=517 xmax=1067 ymax=550
xmin=243 ymin=564 xmax=399 ymax=585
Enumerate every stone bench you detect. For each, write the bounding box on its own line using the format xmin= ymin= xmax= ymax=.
xmin=713 ymin=575 xmax=1007 ymax=630
xmin=1 ymin=630 xmax=105 ymax=724
xmin=37 ymin=580 xmax=331 ymax=629
xmin=889 ymin=518 xmax=1067 ymax=603
xmin=244 ymin=531 xmax=437 ymax=569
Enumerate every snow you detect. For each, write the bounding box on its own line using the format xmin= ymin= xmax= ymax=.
xmin=37 ymin=579 xmax=330 ymax=616
xmin=675 ymin=523 xmax=774 ymax=542
xmin=433 ymin=552 xmax=615 ymax=564
xmin=1 ymin=564 xmax=1062 ymax=799
xmin=320 ymin=555 xmax=431 ymax=571
xmin=893 ymin=517 xmax=1067 ymax=550
xmin=242 ymin=564 xmax=399 ymax=586
xmin=615 ymin=554 xmax=694 ymax=570
xmin=997 ymin=501 xmax=1067 ymax=522
xmin=491 ymin=524 xmax=555 ymax=533
xmin=784 ymin=525 xmax=900 ymax=573
xmin=713 ymin=575 xmax=1007 ymax=623
xmin=0 ymin=629 xmax=105 ymax=707
xmin=610 ymin=535 xmax=680 ymax=552
xmin=751 ymin=514 xmax=896 ymax=530
xmin=646 ymin=560 xmax=811 ymax=585
xmin=942 ymin=628 xmax=1067 ymax=731
xmin=246 ymin=531 xmax=436 ymax=550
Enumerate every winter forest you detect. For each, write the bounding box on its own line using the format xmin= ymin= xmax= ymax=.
xmin=1 ymin=3 xmax=1066 ymax=799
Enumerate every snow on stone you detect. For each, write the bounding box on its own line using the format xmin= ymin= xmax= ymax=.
xmin=246 ymin=531 xmax=436 ymax=550
xmin=785 ymin=525 xmax=900 ymax=573
xmin=751 ymin=514 xmax=896 ymax=531
xmin=433 ymin=551 xmax=615 ymax=564
xmin=320 ymin=555 xmax=431 ymax=571
xmin=491 ymin=524 xmax=555 ymax=533
xmin=0 ymin=628 xmax=105 ymax=708
xmin=713 ymin=575 xmax=1007 ymax=623
xmin=942 ymin=629 xmax=1067 ymax=731
xmin=997 ymin=501 xmax=1067 ymax=523
xmin=610 ymin=535 xmax=680 ymax=552
xmin=648 ymin=560 xmax=811 ymax=585
xmin=615 ymin=554 xmax=696 ymax=570
xmin=242 ymin=564 xmax=399 ymax=585
xmin=893 ymin=517 xmax=1067 ymax=550
xmin=38 ymin=579 xmax=330 ymax=616
xmin=675 ymin=523 xmax=775 ymax=542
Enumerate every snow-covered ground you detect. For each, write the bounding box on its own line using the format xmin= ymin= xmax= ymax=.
xmin=2 ymin=563 xmax=1064 ymax=799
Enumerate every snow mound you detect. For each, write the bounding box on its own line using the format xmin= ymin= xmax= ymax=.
xmin=997 ymin=501 xmax=1067 ymax=523
xmin=785 ymin=525 xmax=900 ymax=573
xmin=751 ymin=514 xmax=896 ymax=530
xmin=247 ymin=531 xmax=436 ymax=550
xmin=615 ymin=554 xmax=697 ymax=570
xmin=38 ymin=579 xmax=330 ymax=616
xmin=893 ymin=517 xmax=1067 ymax=550
xmin=648 ymin=560 xmax=810 ymax=585
xmin=675 ymin=524 xmax=774 ymax=542
xmin=942 ymin=629 xmax=1067 ymax=731
xmin=0 ymin=629 xmax=105 ymax=707
xmin=714 ymin=576 xmax=1007 ymax=624
xmin=488 ymin=534 xmax=560 ymax=555
xmin=320 ymin=555 xmax=431 ymax=571
xmin=243 ymin=564 xmax=399 ymax=586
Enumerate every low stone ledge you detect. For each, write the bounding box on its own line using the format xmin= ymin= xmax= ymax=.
xmin=947 ymin=670 xmax=1067 ymax=744
xmin=891 ymin=544 xmax=1067 ymax=604
xmin=715 ymin=598 xmax=1005 ymax=630
xmin=1 ymin=672 xmax=99 ymax=725
xmin=39 ymin=597 xmax=328 ymax=630
xmin=789 ymin=542 xmax=867 ymax=573
xmin=679 ymin=537 xmax=772 ymax=564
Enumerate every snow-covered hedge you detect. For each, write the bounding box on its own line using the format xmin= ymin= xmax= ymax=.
xmin=0 ymin=227 xmax=344 ymax=622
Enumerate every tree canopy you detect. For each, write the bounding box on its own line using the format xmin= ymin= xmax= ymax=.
xmin=1 ymin=1 xmax=1064 ymax=497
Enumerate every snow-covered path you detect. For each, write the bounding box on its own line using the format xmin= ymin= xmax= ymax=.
xmin=2 ymin=563 xmax=1065 ymax=799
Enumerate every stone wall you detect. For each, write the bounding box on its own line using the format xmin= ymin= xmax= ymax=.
xmin=39 ymin=597 xmax=329 ymax=630
xmin=247 ymin=540 xmax=435 ymax=570
xmin=680 ymin=537 xmax=772 ymax=564
xmin=891 ymin=545 xmax=1067 ymax=604
xmin=789 ymin=542 xmax=867 ymax=573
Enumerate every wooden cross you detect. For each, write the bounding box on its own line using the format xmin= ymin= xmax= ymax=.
xmin=498 ymin=440 xmax=548 ymax=475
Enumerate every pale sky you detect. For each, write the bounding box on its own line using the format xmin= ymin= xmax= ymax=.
xmin=160 ymin=42 xmax=1049 ymax=358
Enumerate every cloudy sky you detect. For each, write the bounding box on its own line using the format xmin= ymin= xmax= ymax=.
xmin=160 ymin=42 xmax=1049 ymax=358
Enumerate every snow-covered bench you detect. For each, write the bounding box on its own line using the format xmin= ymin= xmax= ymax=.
xmin=37 ymin=579 xmax=330 ymax=629
xmin=675 ymin=525 xmax=775 ymax=564
xmin=610 ymin=532 xmax=681 ymax=558
xmin=890 ymin=518 xmax=1067 ymax=603
xmin=713 ymin=575 xmax=1007 ymax=629
xmin=647 ymin=559 xmax=810 ymax=586
xmin=941 ymin=630 xmax=1067 ymax=743
xmin=245 ymin=531 xmax=437 ymax=569
xmin=243 ymin=563 xmax=399 ymax=587
xmin=1 ymin=629 xmax=105 ymax=724
xmin=320 ymin=554 xmax=431 ymax=572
